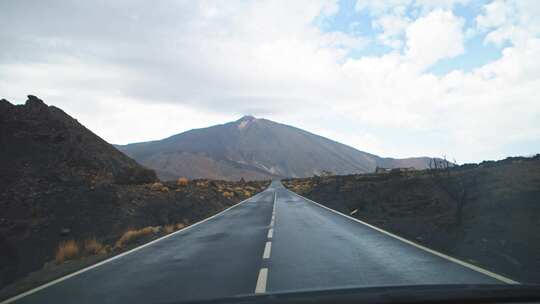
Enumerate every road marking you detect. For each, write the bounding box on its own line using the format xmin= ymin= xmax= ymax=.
xmin=254 ymin=268 xmax=268 ymax=294
xmin=270 ymin=219 xmax=274 ymax=227
xmin=0 ymin=191 xmax=269 ymax=304
xmin=267 ymin=228 xmax=273 ymax=239
xmin=263 ymin=241 xmax=272 ymax=259
xmin=286 ymin=189 xmax=519 ymax=285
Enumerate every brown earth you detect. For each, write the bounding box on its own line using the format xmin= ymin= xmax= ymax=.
xmin=117 ymin=115 xmax=445 ymax=181
xmin=0 ymin=178 xmax=268 ymax=300
xmin=283 ymin=155 xmax=540 ymax=284
xmin=0 ymin=96 xmax=270 ymax=296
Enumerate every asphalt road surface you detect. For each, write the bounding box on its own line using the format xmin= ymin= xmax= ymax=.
xmin=6 ymin=181 xmax=513 ymax=304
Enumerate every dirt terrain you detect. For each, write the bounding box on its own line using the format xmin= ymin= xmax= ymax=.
xmin=0 ymin=178 xmax=268 ymax=300
xmin=283 ymin=156 xmax=540 ymax=284
xmin=0 ymin=96 xmax=269 ymax=296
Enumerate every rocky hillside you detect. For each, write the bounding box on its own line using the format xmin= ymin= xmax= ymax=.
xmin=283 ymin=155 xmax=540 ymax=283
xmin=0 ymin=96 xmax=270 ymax=295
xmin=0 ymin=95 xmax=157 ymax=186
xmin=117 ymin=115 xmax=439 ymax=181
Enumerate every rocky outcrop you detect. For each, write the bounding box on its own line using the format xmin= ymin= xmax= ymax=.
xmin=0 ymin=95 xmax=157 ymax=185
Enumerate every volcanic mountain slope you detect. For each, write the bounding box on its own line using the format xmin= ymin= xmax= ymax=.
xmin=0 ymin=96 xmax=269 ymax=291
xmin=117 ymin=115 xmax=438 ymax=181
xmin=0 ymin=95 xmax=157 ymax=186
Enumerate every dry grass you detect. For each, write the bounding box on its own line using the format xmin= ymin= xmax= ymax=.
xmin=115 ymin=226 xmax=159 ymax=248
xmin=163 ymin=224 xmax=175 ymax=234
xmin=222 ymin=191 xmax=234 ymax=198
xmin=176 ymin=177 xmax=189 ymax=186
xmin=55 ymin=240 xmax=80 ymax=264
xmin=149 ymin=182 xmax=169 ymax=192
xmin=176 ymin=223 xmax=186 ymax=230
xmin=196 ymin=181 xmax=208 ymax=187
xmin=84 ymin=238 xmax=104 ymax=255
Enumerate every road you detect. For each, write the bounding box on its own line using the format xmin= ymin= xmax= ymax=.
xmin=6 ymin=181 xmax=513 ymax=304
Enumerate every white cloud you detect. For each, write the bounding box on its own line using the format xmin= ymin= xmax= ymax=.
xmin=414 ymin=0 xmax=470 ymax=12
xmin=405 ymin=10 xmax=465 ymax=68
xmin=355 ymin=0 xmax=469 ymax=15
xmin=477 ymin=0 xmax=540 ymax=47
xmin=476 ymin=0 xmax=512 ymax=29
xmin=0 ymin=0 xmax=539 ymax=163
xmin=372 ymin=13 xmax=411 ymax=49
xmin=355 ymin=0 xmax=412 ymax=16
xmin=358 ymin=0 xmax=468 ymax=51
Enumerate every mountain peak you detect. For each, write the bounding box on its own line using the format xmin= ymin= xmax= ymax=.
xmin=118 ymin=115 xmax=438 ymax=181
xmin=238 ymin=115 xmax=256 ymax=122
xmin=237 ymin=115 xmax=257 ymax=130
xmin=26 ymin=95 xmax=47 ymax=109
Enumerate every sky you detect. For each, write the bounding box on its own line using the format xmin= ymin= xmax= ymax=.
xmin=1 ymin=0 xmax=539 ymax=164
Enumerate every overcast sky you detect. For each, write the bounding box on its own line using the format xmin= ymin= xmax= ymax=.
xmin=1 ymin=0 xmax=539 ymax=163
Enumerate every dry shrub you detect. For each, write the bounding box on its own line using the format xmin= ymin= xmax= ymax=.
xmin=55 ymin=240 xmax=80 ymax=264
xmin=149 ymin=182 xmax=162 ymax=190
xmin=163 ymin=224 xmax=175 ymax=234
xmin=149 ymin=182 xmax=169 ymax=192
xmin=176 ymin=177 xmax=189 ymax=186
xmin=243 ymin=190 xmax=252 ymax=197
xmin=84 ymin=238 xmax=103 ymax=255
xmin=222 ymin=191 xmax=234 ymax=199
xmin=176 ymin=223 xmax=186 ymax=230
xmin=115 ymin=226 xmax=159 ymax=249
xmin=196 ymin=181 xmax=208 ymax=187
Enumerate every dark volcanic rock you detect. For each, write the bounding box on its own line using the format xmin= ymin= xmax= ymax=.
xmin=283 ymin=156 xmax=540 ymax=283
xmin=0 ymin=96 xmax=270 ymax=293
xmin=0 ymin=95 xmax=157 ymax=185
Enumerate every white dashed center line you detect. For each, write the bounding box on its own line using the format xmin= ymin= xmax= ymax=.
xmin=254 ymin=190 xmax=277 ymax=295
xmin=262 ymin=241 xmax=272 ymax=259
xmin=255 ymin=268 xmax=268 ymax=294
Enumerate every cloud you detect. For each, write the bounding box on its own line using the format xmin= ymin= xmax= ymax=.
xmin=405 ymin=10 xmax=465 ymax=68
xmin=356 ymin=0 xmax=468 ymax=51
xmin=414 ymin=0 xmax=470 ymax=12
xmin=476 ymin=0 xmax=512 ymax=29
xmin=372 ymin=13 xmax=411 ymax=49
xmin=0 ymin=0 xmax=539 ymax=162
xmin=476 ymin=0 xmax=540 ymax=46
xmin=355 ymin=0 xmax=412 ymax=16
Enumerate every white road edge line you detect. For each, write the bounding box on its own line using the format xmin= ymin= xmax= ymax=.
xmin=263 ymin=241 xmax=272 ymax=259
xmin=286 ymin=189 xmax=519 ymax=285
xmin=0 ymin=191 xmax=269 ymax=304
xmin=267 ymin=228 xmax=273 ymax=239
xmin=254 ymin=268 xmax=268 ymax=294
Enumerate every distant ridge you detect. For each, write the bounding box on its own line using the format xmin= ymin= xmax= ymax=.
xmin=117 ymin=115 xmax=439 ymax=181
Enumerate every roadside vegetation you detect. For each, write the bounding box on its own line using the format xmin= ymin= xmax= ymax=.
xmin=1 ymin=178 xmax=269 ymax=300
xmin=283 ymin=155 xmax=540 ymax=283
xmin=55 ymin=240 xmax=80 ymax=264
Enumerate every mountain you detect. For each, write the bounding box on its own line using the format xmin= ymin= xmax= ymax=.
xmin=0 ymin=95 xmax=157 ymax=186
xmin=0 ymin=96 xmax=268 ymax=290
xmin=117 ymin=115 xmax=437 ymax=181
